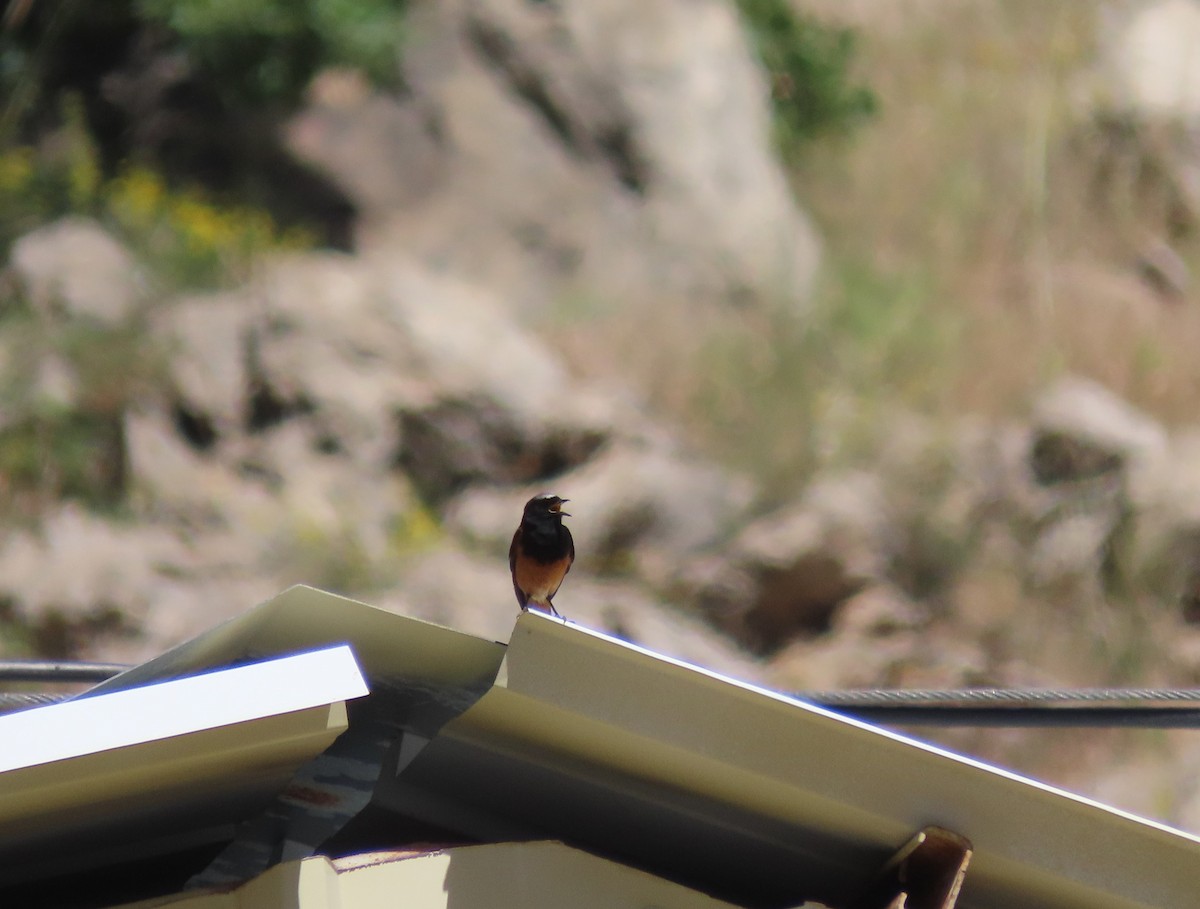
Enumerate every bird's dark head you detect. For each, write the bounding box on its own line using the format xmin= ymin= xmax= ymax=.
xmin=523 ymin=493 xmax=570 ymax=523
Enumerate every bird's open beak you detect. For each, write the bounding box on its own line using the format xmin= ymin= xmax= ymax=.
xmin=556 ymin=498 xmax=570 ymax=516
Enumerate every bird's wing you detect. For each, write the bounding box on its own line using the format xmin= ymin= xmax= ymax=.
xmin=545 ymin=526 xmax=575 ymax=603
xmin=509 ymin=528 xmax=528 ymax=608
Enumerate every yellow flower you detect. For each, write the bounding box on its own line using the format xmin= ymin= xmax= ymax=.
xmin=107 ymin=168 xmax=167 ymax=231
xmin=171 ymin=197 xmax=230 ymax=253
xmin=391 ymin=503 xmax=442 ymax=552
xmin=0 ymin=148 xmax=35 ymax=194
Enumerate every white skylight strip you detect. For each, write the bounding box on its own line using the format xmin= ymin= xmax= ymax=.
xmin=0 ymin=644 xmax=368 ymax=773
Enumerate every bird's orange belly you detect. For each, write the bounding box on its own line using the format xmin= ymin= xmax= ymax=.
xmin=515 ymin=556 xmax=571 ymax=603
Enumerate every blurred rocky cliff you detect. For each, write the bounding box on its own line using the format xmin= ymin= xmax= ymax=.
xmin=286 ymin=0 xmax=822 ymax=313
xmin=0 ymin=0 xmax=824 ymax=671
xmin=10 ymin=213 xmax=1200 ymax=706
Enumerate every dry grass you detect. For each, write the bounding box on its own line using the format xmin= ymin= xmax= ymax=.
xmin=551 ymin=2 xmax=1200 ymax=481
xmin=800 ymin=1 xmax=1200 ymax=420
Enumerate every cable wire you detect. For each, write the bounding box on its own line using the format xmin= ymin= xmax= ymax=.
xmin=6 ymin=659 xmax=1200 ymax=728
xmin=795 ymin=687 xmax=1200 ymax=727
xmin=0 ymin=693 xmax=67 ymax=713
xmin=0 ymin=659 xmax=129 ymax=684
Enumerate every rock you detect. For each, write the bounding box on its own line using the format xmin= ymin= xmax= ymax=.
xmin=1029 ymin=376 xmax=1167 ymax=485
xmin=1116 ymin=428 xmax=1200 ymax=616
xmin=152 ymin=291 xmax=253 ymax=436
xmin=240 ymin=252 xmax=613 ymax=489
xmin=1092 ymin=1 xmax=1200 ymax=227
xmin=1102 ymin=0 xmax=1200 ymax=120
xmin=1136 ymin=238 xmax=1190 ymax=301
xmin=376 ymin=545 xmax=516 ymax=640
xmin=1027 ymin=511 xmax=1118 ymax=591
xmin=9 ymin=217 xmax=144 ymax=324
xmin=537 ymin=439 xmax=754 ymax=565
xmin=1131 ymin=427 xmax=1200 ymax=527
xmin=831 ymin=584 xmax=929 ymax=638
xmin=769 ymin=607 xmax=988 ymax=693
xmin=568 ymin=579 xmax=762 ymax=682
xmin=380 ymin=259 xmax=632 ymax=430
xmin=247 ymin=252 xmax=421 ymax=462
xmin=397 ymin=395 xmax=606 ymax=503
xmin=0 ymin=503 xmax=189 ymax=654
xmin=546 ymin=0 xmax=821 ymax=303
xmin=872 ymin=415 xmax=1006 ymax=599
xmin=288 ymin=0 xmax=820 ymax=312
xmin=124 ymin=404 xmax=267 ymax=527
xmin=127 ymin=395 xmax=422 ymax=596
xmin=915 ymin=380 xmax=1140 ymax=603
xmin=681 ymin=471 xmax=890 ymax=652
xmin=1019 ymin=378 xmax=1172 ymax=596
xmin=247 ymin=420 xmax=421 ymax=580
xmin=29 ymin=354 xmax=78 ymax=411
xmin=104 ymin=574 xmax=290 ymax=665
xmin=381 ymin=259 xmax=613 ymax=500
xmin=287 ymin=69 xmax=447 ymax=224
xmin=769 ymin=631 xmax=915 ymax=692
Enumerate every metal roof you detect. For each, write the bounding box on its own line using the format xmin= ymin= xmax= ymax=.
xmin=386 ymin=612 xmax=1200 ymax=909
xmin=2 ymin=585 xmax=1200 ymax=908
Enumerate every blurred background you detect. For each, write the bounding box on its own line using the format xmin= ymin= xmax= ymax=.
xmin=5 ymin=0 xmax=1200 ymax=830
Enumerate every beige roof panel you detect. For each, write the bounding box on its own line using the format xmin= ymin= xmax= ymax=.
xmin=394 ymin=611 xmax=1200 ymax=909
xmin=119 ymin=841 xmax=753 ymax=909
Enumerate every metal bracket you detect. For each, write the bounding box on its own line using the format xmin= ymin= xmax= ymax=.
xmin=856 ymin=826 xmax=973 ymax=909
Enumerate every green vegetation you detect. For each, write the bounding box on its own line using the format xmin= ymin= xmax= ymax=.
xmin=1 ymin=0 xmax=396 ymax=257
xmin=1 ymin=0 xmax=407 ymax=125
xmin=0 ymin=104 xmax=311 ymax=285
xmin=736 ymin=0 xmax=876 ymax=159
xmin=0 ymin=413 xmax=124 ymax=513
xmin=0 ymin=284 xmax=160 ymax=517
xmin=134 ymin=0 xmax=407 ymax=106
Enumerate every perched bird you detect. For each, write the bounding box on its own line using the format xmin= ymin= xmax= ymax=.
xmin=509 ymin=493 xmax=574 ymax=617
